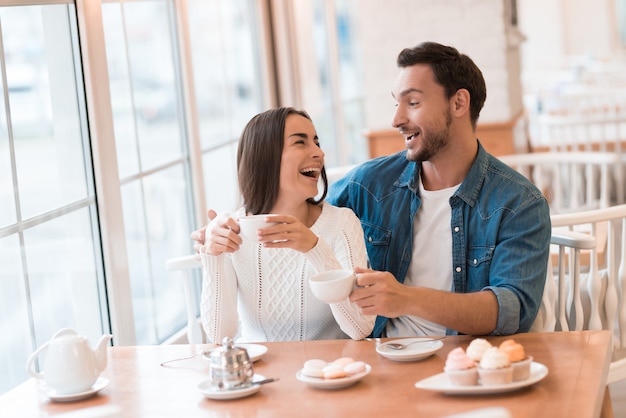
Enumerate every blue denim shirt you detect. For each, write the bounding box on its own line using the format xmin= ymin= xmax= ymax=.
xmin=327 ymin=143 xmax=551 ymax=337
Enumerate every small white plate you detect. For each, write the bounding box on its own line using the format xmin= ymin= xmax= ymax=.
xmin=203 ymin=343 xmax=268 ymax=363
xmin=296 ymin=364 xmax=371 ymax=389
xmin=198 ymin=374 xmax=266 ymax=400
xmin=414 ymin=362 xmax=549 ymax=395
xmin=376 ymin=338 xmax=444 ymax=362
xmin=47 ymin=377 xmax=109 ymax=402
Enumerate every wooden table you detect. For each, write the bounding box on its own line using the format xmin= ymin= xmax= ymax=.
xmin=0 ymin=331 xmax=612 ymax=418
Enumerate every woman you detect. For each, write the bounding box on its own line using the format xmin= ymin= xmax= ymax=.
xmin=199 ymin=107 xmax=374 ymax=343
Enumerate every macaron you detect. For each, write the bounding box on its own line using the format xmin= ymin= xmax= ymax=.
xmin=343 ymin=360 xmax=366 ymax=375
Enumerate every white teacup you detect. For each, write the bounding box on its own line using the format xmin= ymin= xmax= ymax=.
xmin=238 ymin=215 xmax=277 ymax=242
xmin=309 ymin=269 xmax=356 ymax=303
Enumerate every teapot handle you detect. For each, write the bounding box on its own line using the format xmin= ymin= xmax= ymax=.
xmin=25 ymin=341 xmax=51 ymax=380
xmin=25 ymin=328 xmax=77 ymax=379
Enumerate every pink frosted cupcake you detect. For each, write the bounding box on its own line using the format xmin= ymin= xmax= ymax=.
xmin=478 ymin=347 xmax=513 ymax=385
xmin=499 ymin=339 xmax=533 ymax=381
xmin=466 ymin=338 xmax=493 ymax=364
xmin=444 ymin=347 xmax=478 ymax=386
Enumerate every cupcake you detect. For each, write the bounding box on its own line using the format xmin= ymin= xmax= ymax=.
xmin=499 ymin=339 xmax=533 ymax=381
xmin=466 ymin=338 xmax=493 ymax=364
xmin=478 ymin=347 xmax=513 ymax=385
xmin=444 ymin=347 xmax=479 ymax=386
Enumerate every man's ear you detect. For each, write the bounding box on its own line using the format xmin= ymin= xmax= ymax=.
xmin=451 ymin=88 xmax=470 ymax=117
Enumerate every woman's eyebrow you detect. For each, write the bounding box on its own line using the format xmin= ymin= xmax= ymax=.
xmin=288 ymin=132 xmax=318 ymax=140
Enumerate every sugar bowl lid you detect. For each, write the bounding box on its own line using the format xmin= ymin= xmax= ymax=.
xmin=209 ymin=336 xmax=251 ymax=367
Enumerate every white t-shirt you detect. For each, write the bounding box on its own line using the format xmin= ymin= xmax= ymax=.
xmin=384 ymin=178 xmax=459 ymax=337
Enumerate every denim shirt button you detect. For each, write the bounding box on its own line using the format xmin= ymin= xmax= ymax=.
xmin=368 ymin=236 xmax=373 ymax=242
xmin=454 ymin=226 xmax=460 ymax=232
xmin=474 ymin=259 xmax=478 ymax=265
xmin=455 ymin=266 xmax=461 ymax=273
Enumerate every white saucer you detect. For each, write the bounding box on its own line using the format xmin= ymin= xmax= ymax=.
xmin=414 ymin=362 xmax=548 ymax=395
xmin=203 ymin=343 xmax=268 ymax=363
xmin=198 ymin=374 xmax=266 ymax=400
xmin=296 ymin=364 xmax=371 ymax=389
xmin=47 ymin=377 xmax=109 ymax=402
xmin=376 ymin=338 xmax=444 ymax=362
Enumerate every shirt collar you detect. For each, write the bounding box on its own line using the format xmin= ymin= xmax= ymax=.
xmin=393 ymin=140 xmax=488 ymax=206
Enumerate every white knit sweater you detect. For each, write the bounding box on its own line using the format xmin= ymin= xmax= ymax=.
xmin=200 ymin=202 xmax=375 ymax=343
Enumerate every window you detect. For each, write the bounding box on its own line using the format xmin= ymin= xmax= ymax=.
xmin=618 ymin=0 xmax=626 ymax=45
xmin=0 ymin=3 xmax=107 ymax=394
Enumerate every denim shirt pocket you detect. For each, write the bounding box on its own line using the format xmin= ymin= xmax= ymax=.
xmin=466 ymin=246 xmax=495 ymax=285
xmin=361 ymin=221 xmax=391 ymax=270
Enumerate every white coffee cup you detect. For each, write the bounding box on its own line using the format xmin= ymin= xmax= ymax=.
xmin=309 ymin=269 xmax=356 ymax=303
xmin=238 ymin=215 xmax=278 ymax=241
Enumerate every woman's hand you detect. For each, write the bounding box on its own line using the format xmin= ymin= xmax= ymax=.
xmin=257 ymin=214 xmax=319 ymax=253
xmin=202 ymin=210 xmax=243 ymax=256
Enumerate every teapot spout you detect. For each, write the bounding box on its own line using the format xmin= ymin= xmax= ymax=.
xmin=95 ymin=333 xmax=113 ymax=372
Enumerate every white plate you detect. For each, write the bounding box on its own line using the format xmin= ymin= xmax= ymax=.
xmin=376 ymin=338 xmax=444 ymax=362
xmin=414 ymin=362 xmax=549 ymax=395
xmin=198 ymin=374 xmax=266 ymax=400
xmin=203 ymin=343 xmax=268 ymax=363
xmin=296 ymin=364 xmax=371 ymax=389
xmin=47 ymin=377 xmax=109 ymax=402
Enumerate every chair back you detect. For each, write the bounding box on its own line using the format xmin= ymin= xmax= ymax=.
xmin=498 ymin=151 xmax=621 ymax=213
xmin=536 ymin=112 xmax=626 ymax=205
xmin=165 ymin=255 xmax=203 ymax=344
xmin=534 ymin=204 xmax=626 ymax=384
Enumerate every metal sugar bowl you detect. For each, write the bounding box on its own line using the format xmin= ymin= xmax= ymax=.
xmin=207 ymin=337 xmax=254 ymax=390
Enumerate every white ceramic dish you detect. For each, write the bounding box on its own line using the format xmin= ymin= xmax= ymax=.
xmin=203 ymin=343 xmax=268 ymax=363
xmin=376 ymin=339 xmax=444 ymax=362
xmin=414 ymin=362 xmax=548 ymax=395
xmin=47 ymin=377 xmax=109 ymax=402
xmin=197 ymin=374 xmax=266 ymax=400
xmin=296 ymin=364 xmax=371 ymax=389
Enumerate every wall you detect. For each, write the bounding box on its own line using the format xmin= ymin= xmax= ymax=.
xmin=517 ymin=0 xmax=620 ymax=78
xmin=353 ymin=0 xmax=524 ymax=131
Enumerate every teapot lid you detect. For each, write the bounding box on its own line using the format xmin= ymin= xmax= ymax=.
xmin=50 ymin=328 xmax=86 ymax=344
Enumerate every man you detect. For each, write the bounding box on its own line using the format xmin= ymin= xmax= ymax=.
xmin=328 ymin=41 xmax=551 ymax=338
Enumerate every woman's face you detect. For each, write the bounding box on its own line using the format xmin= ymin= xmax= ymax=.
xmin=278 ymin=114 xmax=325 ymax=202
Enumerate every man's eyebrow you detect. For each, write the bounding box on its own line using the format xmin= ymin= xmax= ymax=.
xmin=391 ymin=88 xmax=423 ymax=99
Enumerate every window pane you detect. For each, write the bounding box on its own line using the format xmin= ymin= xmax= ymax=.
xmin=202 ymin=143 xmax=239 ymax=212
xmin=334 ymin=0 xmax=367 ymax=165
xmin=25 ymin=209 xmax=105 ymax=345
xmin=7 ymin=6 xmax=88 ymax=219
xmin=0 ymin=111 xmax=16 ymax=227
xmin=188 ymin=0 xmax=264 ymax=148
xmin=0 ymin=4 xmax=107 ymax=395
xmin=103 ymin=1 xmax=185 ymax=178
xmin=121 ymin=166 xmax=192 ymax=343
xmin=0 ymin=235 xmax=31 ymax=395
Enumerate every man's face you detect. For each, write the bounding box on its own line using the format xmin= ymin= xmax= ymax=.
xmin=391 ymin=64 xmax=453 ymax=162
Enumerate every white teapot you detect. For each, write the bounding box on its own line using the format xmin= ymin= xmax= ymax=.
xmin=26 ymin=328 xmax=113 ymax=394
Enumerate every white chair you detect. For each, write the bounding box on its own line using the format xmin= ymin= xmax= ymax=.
xmin=326 ymin=163 xmax=358 ymax=186
xmin=537 ymin=204 xmax=626 ymax=385
xmin=498 ymin=151 xmax=621 ymax=213
xmin=165 ymin=254 xmax=203 ymax=344
xmin=531 ymin=229 xmax=596 ymax=334
xmin=536 ymin=112 xmax=626 ymax=205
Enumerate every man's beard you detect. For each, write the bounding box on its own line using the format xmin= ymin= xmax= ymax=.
xmin=406 ymin=110 xmax=452 ymax=162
